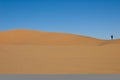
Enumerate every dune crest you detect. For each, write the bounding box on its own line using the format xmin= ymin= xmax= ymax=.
xmin=0 ymin=29 xmax=120 ymax=46
xmin=0 ymin=29 xmax=104 ymax=45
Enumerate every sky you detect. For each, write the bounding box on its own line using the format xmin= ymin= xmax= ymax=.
xmin=0 ymin=0 xmax=120 ymax=40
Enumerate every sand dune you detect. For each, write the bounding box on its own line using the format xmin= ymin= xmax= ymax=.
xmin=0 ymin=29 xmax=120 ymax=74
xmin=0 ymin=29 xmax=104 ymax=45
xmin=0 ymin=29 xmax=119 ymax=46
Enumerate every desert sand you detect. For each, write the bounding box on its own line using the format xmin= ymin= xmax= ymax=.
xmin=0 ymin=29 xmax=120 ymax=74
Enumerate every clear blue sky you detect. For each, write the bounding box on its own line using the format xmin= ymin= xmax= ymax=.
xmin=1 ymin=0 xmax=120 ymax=40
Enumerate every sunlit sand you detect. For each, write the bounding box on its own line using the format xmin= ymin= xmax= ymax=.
xmin=0 ymin=29 xmax=120 ymax=74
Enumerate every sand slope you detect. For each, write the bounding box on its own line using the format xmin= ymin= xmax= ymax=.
xmin=0 ymin=29 xmax=104 ymax=45
xmin=0 ymin=45 xmax=120 ymax=74
xmin=0 ymin=29 xmax=120 ymax=74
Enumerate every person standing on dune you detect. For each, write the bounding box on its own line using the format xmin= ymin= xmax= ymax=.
xmin=111 ymin=35 xmax=113 ymax=40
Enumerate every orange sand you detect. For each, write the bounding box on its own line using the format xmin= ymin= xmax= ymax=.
xmin=0 ymin=29 xmax=120 ymax=74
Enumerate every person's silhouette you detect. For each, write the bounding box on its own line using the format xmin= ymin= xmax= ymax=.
xmin=111 ymin=35 xmax=113 ymax=40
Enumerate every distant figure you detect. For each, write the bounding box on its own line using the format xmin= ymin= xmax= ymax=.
xmin=111 ymin=35 xmax=113 ymax=40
